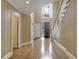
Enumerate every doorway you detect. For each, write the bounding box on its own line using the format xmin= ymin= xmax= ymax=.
xmin=12 ymin=16 xmax=18 ymax=48
xmin=40 ymin=22 xmax=50 ymax=38
xmin=44 ymin=22 xmax=50 ymax=38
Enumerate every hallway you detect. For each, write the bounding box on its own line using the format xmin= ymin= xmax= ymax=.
xmin=1 ymin=0 xmax=77 ymax=59
xmin=9 ymin=38 xmax=70 ymax=59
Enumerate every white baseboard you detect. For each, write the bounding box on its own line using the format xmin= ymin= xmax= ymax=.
xmin=52 ymin=39 xmax=76 ymax=59
xmin=2 ymin=51 xmax=13 ymax=59
xmin=20 ymin=41 xmax=31 ymax=47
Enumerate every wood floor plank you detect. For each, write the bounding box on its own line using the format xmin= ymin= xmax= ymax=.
xmin=9 ymin=38 xmax=71 ymax=59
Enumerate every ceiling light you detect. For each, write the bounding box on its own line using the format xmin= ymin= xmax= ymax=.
xmin=26 ymin=1 xmax=30 ymax=4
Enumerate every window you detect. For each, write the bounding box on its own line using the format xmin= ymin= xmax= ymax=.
xmin=41 ymin=3 xmax=53 ymax=18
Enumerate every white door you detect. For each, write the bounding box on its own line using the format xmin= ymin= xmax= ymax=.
xmin=12 ymin=16 xmax=18 ymax=48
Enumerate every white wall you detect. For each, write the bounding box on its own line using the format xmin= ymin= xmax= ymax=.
xmin=34 ymin=24 xmax=40 ymax=37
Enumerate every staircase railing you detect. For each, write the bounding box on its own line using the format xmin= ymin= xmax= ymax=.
xmin=51 ymin=0 xmax=71 ymax=39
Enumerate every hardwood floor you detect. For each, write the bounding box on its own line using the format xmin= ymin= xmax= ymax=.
xmin=9 ymin=38 xmax=70 ymax=59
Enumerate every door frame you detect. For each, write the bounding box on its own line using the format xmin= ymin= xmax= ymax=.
xmin=40 ymin=18 xmax=52 ymax=38
xmin=30 ymin=13 xmax=35 ymax=41
xmin=11 ymin=11 xmax=22 ymax=51
xmin=44 ymin=22 xmax=50 ymax=38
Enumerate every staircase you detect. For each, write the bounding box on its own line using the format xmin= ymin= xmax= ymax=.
xmin=51 ymin=0 xmax=71 ymax=39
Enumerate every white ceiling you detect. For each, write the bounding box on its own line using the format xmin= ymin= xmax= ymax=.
xmin=7 ymin=0 xmax=58 ymax=15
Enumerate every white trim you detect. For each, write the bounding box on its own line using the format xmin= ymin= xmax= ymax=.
xmin=2 ymin=51 xmax=13 ymax=59
xmin=20 ymin=42 xmax=32 ymax=47
xmin=30 ymin=13 xmax=35 ymax=40
xmin=52 ymin=39 xmax=76 ymax=59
